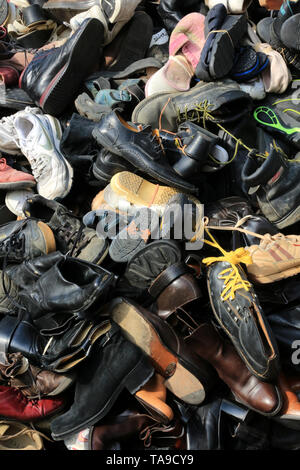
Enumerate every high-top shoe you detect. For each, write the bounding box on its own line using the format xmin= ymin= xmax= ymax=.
xmin=20 ymin=18 xmax=105 ymax=116
xmin=22 ymin=195 xmax=109 ymax=264
xmin=242 ymin=145 xmax=300 ymax=229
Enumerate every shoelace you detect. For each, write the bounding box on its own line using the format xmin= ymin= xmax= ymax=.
xmin=56 ymin=217 xmax=88 ymax=257
xmin=201 ymin=227 xmax=253 ymax=301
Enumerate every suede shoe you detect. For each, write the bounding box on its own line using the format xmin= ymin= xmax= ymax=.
xmin=132 ymin=80 xmax=252 ymax=132
xmin=92 ymin=111 xmax=198 ymax=193
xmin=20 ymin=18 xmax=105 ymax=116
xmin=0 ymin=157 xmax=35 ymax=190
xmin=50 ymin=321 xmax=155 ymax=441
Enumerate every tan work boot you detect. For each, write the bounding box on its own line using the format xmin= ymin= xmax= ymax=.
xmin=245 ymin=233 xmax=300 ymax=284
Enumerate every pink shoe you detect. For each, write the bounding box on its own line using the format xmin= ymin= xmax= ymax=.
xmin=0 ymin=158 xmax=36 ymax=190
xmin=145 ymin=54 xmax=194 ymax=97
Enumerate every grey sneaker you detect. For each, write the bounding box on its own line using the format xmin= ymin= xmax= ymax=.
xmin=132 ymin=80 xmax=252 ymax=132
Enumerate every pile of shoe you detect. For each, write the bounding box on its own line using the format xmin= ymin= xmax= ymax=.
xmin=1 ymin=0 xmax=300 ymax=453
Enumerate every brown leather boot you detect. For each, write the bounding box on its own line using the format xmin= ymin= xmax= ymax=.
xmin=135 ymin=373 xmax=174 ymax=424
xmin=89 ymin=410 xmax=184 ymax=450
xmin=185 ymin=323 xmax=283 ymax=416
xmin=0 ymin=353 xmax=75 ymax=399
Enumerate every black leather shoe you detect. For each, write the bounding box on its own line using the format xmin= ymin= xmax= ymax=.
xmin=50 ymin=321 xmax=155 ymax=440
xmin=23 ymin=195 xmax=109 ymax=264
xmin=92 ymin=111 xmax=198 ymax=194
xmin=242 ymin=145 xmax=300 ymax=229
xmin=92 ymin=148 xmax=135 ymax=186
xmin=157 ymin=0 xmax=202 ymax=34
xmin=206 ymin=260 xmax=280 ymax=382
xmin=17 ymin=257 xmax=117 ymax=322
xmin=20 ymin=18 xmax=104 ymax=116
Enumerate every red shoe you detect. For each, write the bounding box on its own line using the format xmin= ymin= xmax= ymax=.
xmin=0 ymin=63 xmax=19 ymax=87
xmin=0 ymin=158 xmax=36 ymax=190
xmin=0 ymin=385 xmax=65 ymax=421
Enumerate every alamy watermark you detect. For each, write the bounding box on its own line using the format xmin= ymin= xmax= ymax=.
xmin=83 ymin=203 xmax=205 ymax=251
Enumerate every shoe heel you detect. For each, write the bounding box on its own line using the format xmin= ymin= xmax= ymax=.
xmin=124 ymin=354 xmax=154 ymax=395
xmin=164 ymin=362 xmax=206 ymax=405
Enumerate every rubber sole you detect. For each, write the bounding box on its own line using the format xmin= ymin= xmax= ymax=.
xmin=248 ymin=263 xmax=300 ymax=284
xmin=109 ymin=207 xmax=159 ymax=263
xmin=209 ymin=15 xmax=248 ymax=79
xmin=124 ymin=239 xmax=182 ymax=290
xmin=39 ymin=18 xmax=104 ymax=116
xmin=0 ymin=180 xmax=36 ymax=190
xmin=110 ymin=299 xmax=206 ymax=405
xmin=274 ymin=204 xmax=300 ymax=230
xmin=110 ymin=172 xmax=180 ymax=214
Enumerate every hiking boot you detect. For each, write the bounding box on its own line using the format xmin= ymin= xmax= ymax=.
xmin=0 ymin=158 xmax=35 ymax=191
xmin=242 ymin=145 xmax=300 ymax=229
xmin=253 ymin=83 xmax=300 ymax=150
xmin=0 ymin=352 xmax=75 ymax=399
xmin=92 ymin=111 xmax=198 ymax=193
xmin=20 ymin=18 xmax=105 ymax=116
xmin=246 ymin=233 xmax=300 ymax=284
xmin=0 ymin=218 xmax=56 ymax=264
xmin=14 ymin=111 xmax=73 ymax=200
xmin=50 ymin=321 xmax=155 ymax=440
xmin=22 ymin=195 xmax=109 ymax=264
xmin=132 ymin=80 xmax=252 ymax=132
xmin=0 ymin=385 xmax=65 ymax=422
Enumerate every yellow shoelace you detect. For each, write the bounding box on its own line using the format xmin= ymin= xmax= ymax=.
xmin=201 ymin=228 xmax=253 ymax=301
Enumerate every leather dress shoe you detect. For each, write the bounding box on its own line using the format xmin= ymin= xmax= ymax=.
xmin=276 ymin=372 xmax=300 ymax=429
xmin=0 ymin=384 xmax=65 ymax=422
xmin=185 ymin=322 xmax=283 ymax=416
xmin=20 ymin=18 xmax=104 ymax=116
xmin=206 ymin=260 xmax=280 ymax=381
xmin=92 ymin=148 xmax=135 ymax=186
xmin=17 ymin=256 xmax=116 ymax=321
xmin=92 ymin=111 xmax=198 ymax=194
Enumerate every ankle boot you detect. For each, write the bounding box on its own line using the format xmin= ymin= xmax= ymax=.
xmin=50 ymin=321 xmax=155 ymax=441
xmin=135 ymin=373 xmax=174 ymax=424
xmin=185 ymin=322 xmax=283 ymax=416
xmin=242 ymin=145 xmax=300 ymax=229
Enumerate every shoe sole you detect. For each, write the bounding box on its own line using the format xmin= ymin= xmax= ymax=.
xmin=109 ymin=208 xmax=159 ymax=263
xmin=124 ymin=239 xmax=182 ymax=290
xmin=135 ymin=395 xmax=172 ymax=425
xmin=110 ymin=172 xmax=179 ymax=214
xmin=0 ymin=181 xmax=36 ymax=190
xmin=37 ymin=221 xmax=56 ymax=254
xmin=209 ymin=15 xmax=248 ymax=79
xmin=110 ymin=299 xmax=206 ymax=405
xmin=248 ymin=264 xmax=300 ymax=284
xmin=38 ymin=18 xmax=104 ymax=116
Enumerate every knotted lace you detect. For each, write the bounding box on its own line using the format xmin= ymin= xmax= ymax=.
xmin=201 ymin=228 xmax=253 ymax=301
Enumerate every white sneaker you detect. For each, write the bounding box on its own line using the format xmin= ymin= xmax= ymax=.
xmin=5 ymin=189 xmax=35 ymax=217
xmin=14 ymin=112 xmax=73 ymax=200
xmin=0 ymin=106 xmax=41 ymax=155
